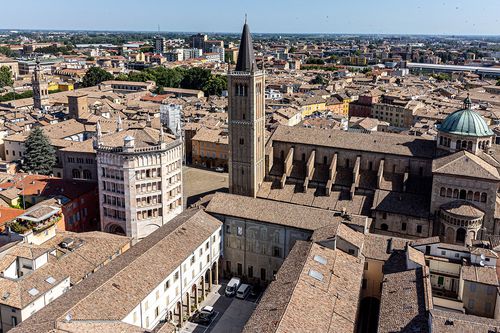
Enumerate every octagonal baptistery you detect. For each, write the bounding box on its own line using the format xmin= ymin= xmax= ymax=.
xmin=440 ymin=200 xmax=484 ymax=245
xmin=436 ymin=95 xmax=494 ymax=154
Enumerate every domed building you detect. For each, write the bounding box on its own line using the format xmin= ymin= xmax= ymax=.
xmin=436 ymin=95 xmax=494 ymax=154
xmin=431 ymin=97 xmax=500 ymax=245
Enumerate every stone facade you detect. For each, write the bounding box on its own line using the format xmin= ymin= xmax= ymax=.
xmin=96 ymin=127 xmax=183 ymax=242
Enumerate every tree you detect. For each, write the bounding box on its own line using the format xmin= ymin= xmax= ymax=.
xmin=114 ymin=73 xmax=129 ymax=81
xmin=311 ymin=74 xmax=326 ymax=85
xmin=81 ymin=67 xmax=113 ymax=87
xmin=202 ymin=75 xmax=227 ymax=96
xmin=0 ymin=46 xmax=13 ymax=57
xmin=23 ymin=128 xmax=56 ymax=175
xmin=496 ymin=79 xmax=500 ymax=86
xmin=181 ymin=67 xmax=212 ymax=91
xmin=305 ymin=58 xmax=325 ymax=65
xmin=0 ymin=66 xmax=13 ymax=88
xmin=127 ymin=70 xmax=155 ymax=82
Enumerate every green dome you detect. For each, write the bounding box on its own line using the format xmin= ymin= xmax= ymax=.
xmin=439 ymin=102 xmax=493 ymax=137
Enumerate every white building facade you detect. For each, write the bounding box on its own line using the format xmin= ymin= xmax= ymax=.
xmin=96 ymin=125 xmax=183 ymax=241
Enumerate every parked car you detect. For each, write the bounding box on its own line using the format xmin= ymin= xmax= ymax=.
xmin=215 ymin=166 xmax=224 ymax=172
xmin=236 ymin=284 xmax=252 ymax=299
xmin=189 ymin=306 xmax=216 ymax=326
xmin=225 ymin=277 xmax=241 ymax=297
xmin=250 ymin=284 xmax=261 ymax=297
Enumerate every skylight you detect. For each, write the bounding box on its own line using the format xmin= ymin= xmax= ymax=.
xmin=28 ymin=288 xmax=39 ymax=296
xmin=308 ymin=269 xmax=323 ymax=281
xmin=313 ymin=255 xmax=327 ymax=265
xmin=45 ymin=276 xmax=56 ymax=284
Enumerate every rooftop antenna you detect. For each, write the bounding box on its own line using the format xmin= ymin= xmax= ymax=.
xmin=157 ymin=24 xmax=160 ymax=33
xmin=245 ymin=13 xmax=247 ymax=25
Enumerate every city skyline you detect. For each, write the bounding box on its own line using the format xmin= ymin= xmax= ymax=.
xmin=2 ymin=0 xmax=500 ymax=35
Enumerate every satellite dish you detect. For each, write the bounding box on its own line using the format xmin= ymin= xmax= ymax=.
xmin=480 ymin=254 xmax=486 ymax=260
xmin=479 ymin=260 xmax=485 ymax=267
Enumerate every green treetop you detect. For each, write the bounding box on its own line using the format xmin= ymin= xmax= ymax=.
xmin=23 ymin=128 xmax=56 ymax=175
xmin=81 ymin=67 xmax=114 ymax=87
xmin=0 ymin=66 xmax=13 ymax=88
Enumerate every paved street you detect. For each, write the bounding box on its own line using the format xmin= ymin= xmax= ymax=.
xmin=182 ymin=166 xmax=228 ymax=207
xmin=180 ymin=282 xmax=258 ymax=333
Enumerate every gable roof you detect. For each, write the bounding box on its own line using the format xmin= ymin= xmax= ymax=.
xmin=432 ymin=150 xmax=500 ymax=181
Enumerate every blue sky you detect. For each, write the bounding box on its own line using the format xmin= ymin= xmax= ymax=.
xmin=2 ymin=0 xmax=500 ymax=35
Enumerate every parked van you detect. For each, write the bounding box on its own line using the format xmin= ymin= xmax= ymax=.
xmin=225 ymin=277 xmax=241 ymax=297
xmin=236 ymin=284 xmax=251 ymax=299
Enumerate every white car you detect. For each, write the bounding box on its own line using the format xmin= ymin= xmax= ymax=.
xmin=236 ymin=284 xmax=251 ymax=299
xmin=225 ymin=277 xmax=241 ymax=297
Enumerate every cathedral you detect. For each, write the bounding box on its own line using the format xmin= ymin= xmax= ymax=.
xmin=228 ymin=24 xmax=500 ymax=246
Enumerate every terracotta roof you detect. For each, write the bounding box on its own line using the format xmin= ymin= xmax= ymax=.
xmin=0 ymin=207 xmax=25 ymax=226
xmin=432 ymin=150 xmax=500 ymax=181
xmin=461 ymin=265 xmax=498 ymax=285
xmin=271 ymin=125 xmax=436 ymax=159
xmin=10 ymin=209 xmax=220 ymax=333
xmin=206 ymin=192 xmax=342 ymax=232
xmin=372 ymin=189 xmax=431 ymax=218
xmin=243 ymin=241 xmax=364 ymax=333
xmin=0 ymin=231 xmax=130 ymax=309
xmin=430 ymin=309 xmax=500 ymax=332
xmin=441 ymin=200 xmax=484 ymax=218
xmin=378 ymin=268 xmax=431 ymax=333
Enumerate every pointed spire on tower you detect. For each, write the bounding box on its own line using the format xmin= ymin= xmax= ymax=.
xmin=235 ymin=17 xmax=257 ymax=72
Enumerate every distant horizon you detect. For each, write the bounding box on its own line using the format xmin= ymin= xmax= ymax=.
xmin=1 ymin=28 xmax=500 ymax=39
xmin=2 ymin=0 xmax=500 ymax=36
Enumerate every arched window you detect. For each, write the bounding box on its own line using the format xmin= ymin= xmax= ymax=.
xmin=453 ymin=189 xmax=459 ymax=198
xmin=440 ymin=187 xmax=446 ymax=197
xmin=473 ymin=192 xmax=480 ymax=202
xmin=72 ymin=169 xmax=81 ymax=179
xmin=83 ymin=170 xmax=92 ymax=180
xmin=459 ymin=189 xmax=466 ymax=199
xmin=439 ymin=136 xmax=443 ymax=145
xmin=462 ymin=141 xmax=467 ymax=149
xmin=323 ymin=156 xmax=328 ymax=165
xmin=456 ymin=140 xmax=461 ymax=149
xmin=301 ymin=153 xmax=306 ymax=161
xmin=381 ymin=223 xmax=389 ymax=231
xmin=467 ymin=141 xmax=472 ymax=151
xmin=456 ymin=228 xmax=466 ymax=244
xmin=446 ymin=188 xmax=452 ymax=198
xmin=481 ymin=193 xmax=487 ymax=203
xmin=467 ymin=191 xmax=473 ymax=201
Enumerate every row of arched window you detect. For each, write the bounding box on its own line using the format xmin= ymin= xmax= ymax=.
xmin=439 ymin=136 xmax=490 ymax=152
xmin=441 ymin=212 xmax=482 ymax=228
xmin=235 ymin=84 xmax=248 ymax=97
xmin=439 ymin=187 xmax=487 ymax=203
xmin=73 ymin=169 xmax=92 ymax=180
xmin=440 ymin=136 xmax=452 ymax=147
xmin=455 ymin=139 xmax=473 ymax=151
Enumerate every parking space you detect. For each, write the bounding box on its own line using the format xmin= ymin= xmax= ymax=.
xmin=180 ymin=280 xmax=262 ymax=333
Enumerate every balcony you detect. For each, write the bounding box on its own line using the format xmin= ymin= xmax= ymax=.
xmin=9 ymin=207 xmax=62 ymax=235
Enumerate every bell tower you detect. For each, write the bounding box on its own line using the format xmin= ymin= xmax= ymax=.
xmin=32 ymin=59 xmax=49 ymax=110
xmin=228 ymin=20 xmax=266 ymax=197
